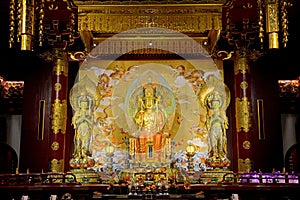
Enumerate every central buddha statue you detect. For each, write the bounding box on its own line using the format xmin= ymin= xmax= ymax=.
xmin=134 ymin=83 xmax=166 ymax=157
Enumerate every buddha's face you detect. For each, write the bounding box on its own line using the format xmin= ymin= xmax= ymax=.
xmin=81 ymin=101 xmax=89 ymax=110
xmin=211 ymin=100 xmax=221 ymax=109
xmin=145 ymin=98 xmax=154 ymax=109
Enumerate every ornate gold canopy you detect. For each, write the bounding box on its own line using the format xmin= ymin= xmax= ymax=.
xmin=74 ymin=0 xmax=226 ymax=54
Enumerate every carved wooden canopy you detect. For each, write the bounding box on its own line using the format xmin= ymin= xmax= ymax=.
xmin=74 ymin=0 xmax=226 ymax=55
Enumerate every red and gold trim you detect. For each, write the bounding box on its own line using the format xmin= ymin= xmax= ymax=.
xmin=234 ymin=50 xmax=254 ymax=172
xmin=49 ymin=49 xmax=69 ymax=172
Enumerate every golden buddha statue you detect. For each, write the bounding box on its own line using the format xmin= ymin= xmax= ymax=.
xmin=133 ymin=83 xmax=166 ymax=157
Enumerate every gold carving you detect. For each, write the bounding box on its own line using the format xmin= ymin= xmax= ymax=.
xmin=48 ymin=4 xmax=59 ymax=11
xmin=77 ymin=4 xmax=222 ymax=34
xmin=54 ymin=58 xmax=69 ymax=76
xmin=75 ymin=0 xmax=227 ymax=4
xmin=238 ymin=158 xmax=252 ymax=172
xmin=216 ymin=50 xmax=234 ymax=60
xmin=9 ymin=0 xmax=16 ymax=48
xmin=235 ymin=97 xmax=251 ymax=132
xmin=200 ymin=170 xmax=233 ymax=183
xmin=51 ymin=99 xmax=67 ymax=134
xmin=266 ymin=1 xmax=279 ymax=49
xmin=242 ymin=140 xmax=251 ymax=150
xmin=54 ymin=83 xmax=62 ymax=92
xmin=266 ymin=3 xmax=279 ymax=33
xmin=234 ymin=51 xmax=248 ymax=75
xmin=240 ymin=81 xmax=248 ymax=90
xmin=268 ymin=32 xmax=279 ymax=49
xmin=69 ymin=168 xmax=100 ymax=183
xmin=76 ymin=2 xmax=224 ymax=55
xmin=18 ymin=0 xmax=35 ymax=50
xmin=258 ymin=0 xmax=265 ymax=48
xmin=50 ymin=158 xmax=64 ymax=172
xmin=38 ymin=1 xmax=45 ymax=47
xmin=281 ymin=1 xmax=292 ymax=48
xmin=68 ymin=51 xmax=87 ymax=61
xmin=53 ymin=50 xmax=69 ymax=76
xmin=51 ymin=141 xmax=60 ymax=151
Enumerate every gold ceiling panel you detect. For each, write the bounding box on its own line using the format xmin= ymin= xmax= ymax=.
xmin=75 ymin=3 xmax=223 ymax=34
xmin=74 ymin=0 xmax=227 ymax=5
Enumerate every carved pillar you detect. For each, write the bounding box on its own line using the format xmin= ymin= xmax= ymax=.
xmin=41 ymin=0 xmax=77 ymax=172
xmin=49 ymin=49 xmax=68 ymax=172
xmin=9 ymin=0 xmax=37 ymax=50
xmin=262 ymin=0 xmax=291 ymax=49
xmin=234 ymin=49 xmax=254 ymax=172
xmin=265 ymin=0 xmax=280 ymax=49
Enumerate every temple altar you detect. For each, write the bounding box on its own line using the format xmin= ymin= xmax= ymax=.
xmin=0 ymin=171 xmax=299 ymax=200
xmin=67 ymin=28 xmax=232 ymax=185
xmin=1 ymin=0 xmax=299 ymax=199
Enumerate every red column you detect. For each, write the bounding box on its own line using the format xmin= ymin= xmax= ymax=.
xmin=234 ymin=49 xmax=254 ymax=172
xmin=49 ymin=49 xmax=68 ymax=172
